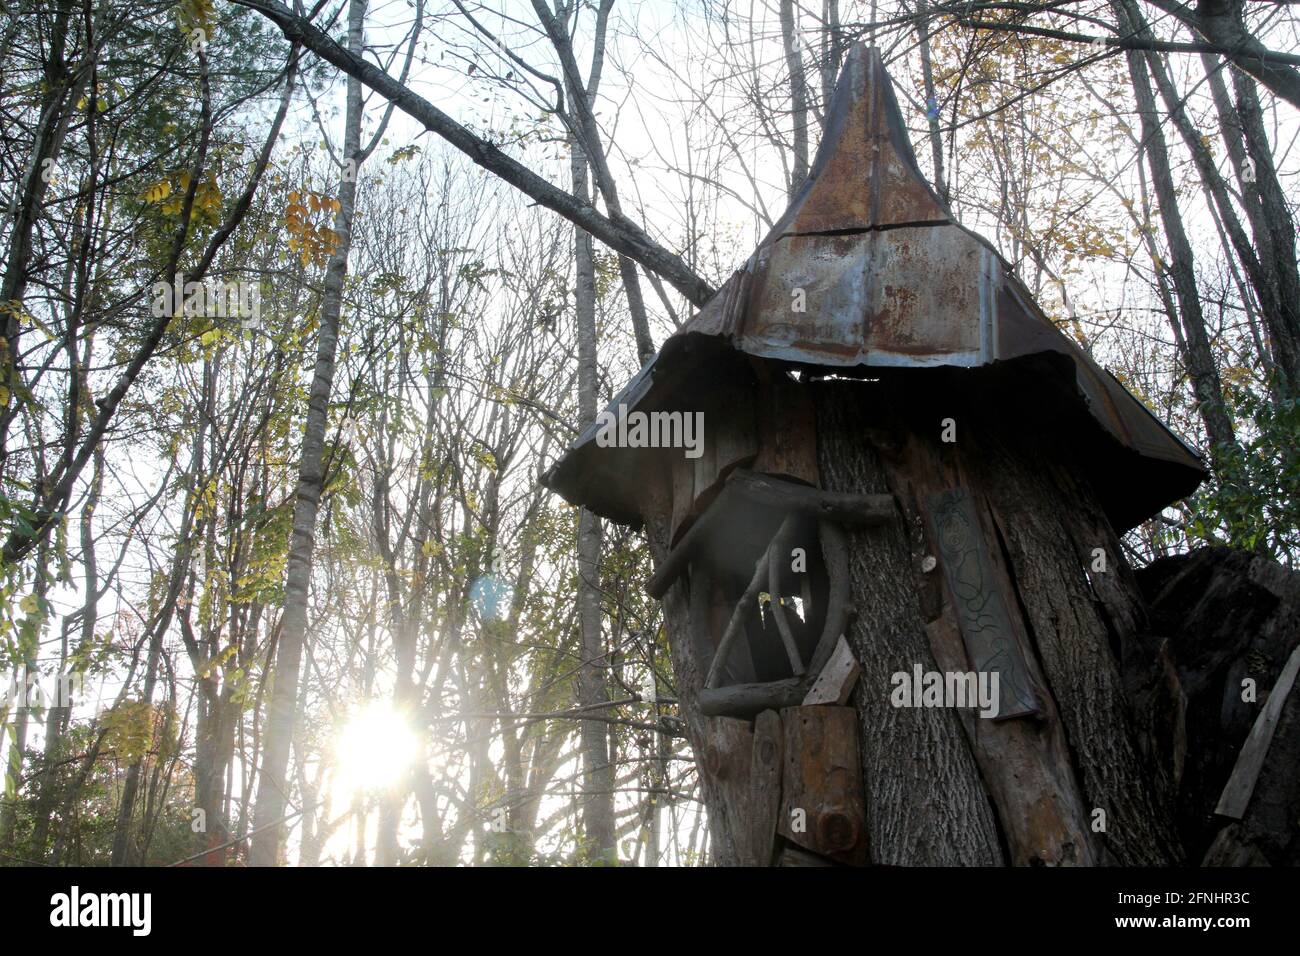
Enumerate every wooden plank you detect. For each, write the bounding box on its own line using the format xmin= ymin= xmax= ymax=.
xmin=752 ymin=369 xmax=820 ymax=485
xmin=670 ymin=450 xmax=696 ymax=545
xmin=696 ymin=381 xmax=758 ymax=498
xmin=777 ymin=845 xmax=835 ymax=867
xmin=881 ymin=423 xmax=1097 ymax=865
xmin=926 ymin=487 xmax=1039 ymax=719
xmin=698 ymin=715 xmax=754 ymax=859
xmin=742 ymin=709 xmax=784 ymax=866
xmin=924 ymin=612 xmax=1095 ymax=865
xmin=802 ymin=635 xmax=860 ymax=706
xmin=777 ymin=705 xmax=869 ymax=865
xmin=1215 ymin=642 xmax=1300 ymax=819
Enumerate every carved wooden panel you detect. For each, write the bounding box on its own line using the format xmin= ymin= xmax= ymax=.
xmin=744 ymin=709 xmax=784 ymax=866
xmin=927 ymin=487 xmax=1039 ymax=720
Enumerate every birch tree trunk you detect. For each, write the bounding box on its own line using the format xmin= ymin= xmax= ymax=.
xmin=248 ymin=0 xmax=366 ymax=867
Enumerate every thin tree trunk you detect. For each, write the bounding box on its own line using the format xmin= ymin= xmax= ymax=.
xmin=109 ymin=621 xmax=162 ymax=864
xmin=532 ymin=0 xmax=655 ymax=363
xmin=915 ymin=0 xmax=948 ymax=203
xmin=1202 ymin=54 xmax=1300 ymax=395
xmin=572 ymin=127 xmax=615 ymax=860
xmin=0 ymin=0 xmax=78 ymax=463
xmin=779 ymin=0 xmax=810 ymax=196
xmin=819 ymin=0 xmax=844 ymax=123
xmin=1132 ymin=32 xmax=1281 ymax=402
xmin=30 ymin=437 xmax=102 ymax=854
xmin=248 ymin=0 xmax=367 ymax=867
xmin=1113 ymin=1 xmax=1238 ymax=471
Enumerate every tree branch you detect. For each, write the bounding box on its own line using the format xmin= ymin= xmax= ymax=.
xmin=229 ymin=0 xmax=714 ymax=307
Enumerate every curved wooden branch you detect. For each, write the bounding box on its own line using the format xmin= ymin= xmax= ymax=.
xmin=647 ymin=471 xmax=895 ymax=598
xmin=767 ymin=521 xmax=806 ymax=677
xmin=807 ymin=520 xmax=853 ymax=677
xmin=704 ymin=515 xmax=796 ymax=689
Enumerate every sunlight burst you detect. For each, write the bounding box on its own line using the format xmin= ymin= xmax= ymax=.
xmin=333 ymin=700 xmax=419 ymax=795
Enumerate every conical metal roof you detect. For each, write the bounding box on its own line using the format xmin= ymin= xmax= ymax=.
xmin=544 ymin=45 xmax=1205 ymax=531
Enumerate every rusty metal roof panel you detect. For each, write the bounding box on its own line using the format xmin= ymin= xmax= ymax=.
xmin=742 ymin=227 xmax=991 ymax=366
xmin=769 ymin=44 xmax=950 ymax=236
xmin=543 ymin=43 xmax=1205 ymax=531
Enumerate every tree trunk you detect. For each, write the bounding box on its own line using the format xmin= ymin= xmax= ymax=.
xmin=914 ymin=0 xmax=948 ymax=203
xmin=1113 ymin=1 xmax=1238 ymax=471
xmin=248 ymin=0 xmax=366 ymax=867
xmin=1219 ymin=61 xmax=1300 ymax=395
xmin=571 ymin=129 xmax=616 ymax=862
xmin=646 ymin=374 xmax=1183 ymax=865
xmin=779 ymin=0 xmax=810 ymax=197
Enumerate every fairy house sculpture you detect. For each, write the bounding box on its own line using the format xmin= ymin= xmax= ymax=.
xmin=544 ymin=45 xmax=1205 ymax=867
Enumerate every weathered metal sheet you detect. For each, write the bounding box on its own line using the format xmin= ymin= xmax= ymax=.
xmin=767 ymin=44 xmax=949 ymax=237
xmin=744 ymin=227 xmax=990 ymax=366
xmin=541 ymin=43 xmax=1206 ymax=533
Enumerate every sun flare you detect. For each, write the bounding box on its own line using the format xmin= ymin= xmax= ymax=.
xmin=333 ymin=700 xmax=419 ymax=795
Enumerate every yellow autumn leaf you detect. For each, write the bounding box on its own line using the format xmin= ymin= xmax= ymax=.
xmin=141 ymin=179 xmax=172 ymax=203
xmin=19 ymin=594 xmax=39 ymax=614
